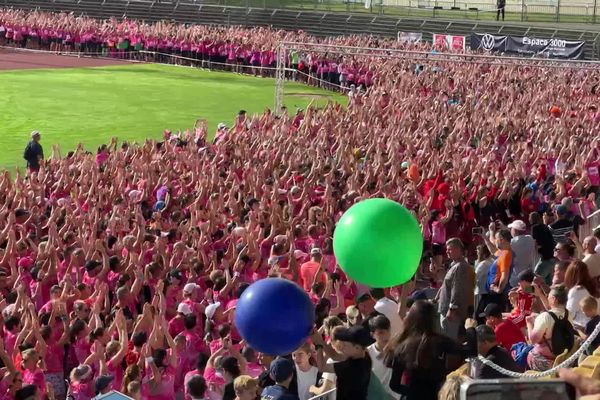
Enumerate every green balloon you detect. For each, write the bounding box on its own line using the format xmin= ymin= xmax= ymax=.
xmin=333 ymin=198 xmax=423 ymax=288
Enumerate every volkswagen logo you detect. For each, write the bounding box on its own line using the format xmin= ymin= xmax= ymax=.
xmin=481 ymin=34 xmax=495 ymax=51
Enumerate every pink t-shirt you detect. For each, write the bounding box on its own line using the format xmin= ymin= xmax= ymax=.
xmin=142 ymin=366 xmax=176 ymax=400
xmin=107 ymin=359 xmax=124 ymax=391
xmin=23 ymin=368 xmax=46 ymax=397
xmin=431 ymin=220 xmax=447 ymax=245
xmin=247 ymin=362 xmax=263 ymax=378
xmin=69 ymin=381 xmax=95 ymax=400
xmin=586 ymin=161 xmax=600 ymax=186
xmin=0 ymin=378 xmax=11 ymax=400
xmin=45 ymin=340 xmax=65 ymax=373
xmin=203 ymin=366 xmax=225 ymax=386
xmin=168 ymin=316 xmax=185 ymax=338
xmin=74 ymin=337 xmax=91 ymax=364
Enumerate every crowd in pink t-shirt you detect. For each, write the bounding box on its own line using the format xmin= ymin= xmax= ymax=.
xmin=0 ymin=9 xmax=391 ymax=88
xmin=0 ymin=7 xmax=599 ymax=400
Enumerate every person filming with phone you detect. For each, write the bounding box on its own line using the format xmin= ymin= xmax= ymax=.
xmin=476 ymin=227 xmax=514 ymax=320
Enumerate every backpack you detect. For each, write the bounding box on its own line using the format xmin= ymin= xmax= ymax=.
xmin=548 ymin=311 xmax=575 ymax=356
xmin=511 ymin=342 xmax=533 ymax=370
xmin=23 ymin=142 xmax=33 ymax=161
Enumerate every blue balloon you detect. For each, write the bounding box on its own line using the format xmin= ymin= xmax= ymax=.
xmin=235 ymin=278 xmax=315 ymax=356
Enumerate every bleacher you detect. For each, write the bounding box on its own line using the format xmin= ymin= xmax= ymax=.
xmin=2 ymin=0 xmax=599 ymax=58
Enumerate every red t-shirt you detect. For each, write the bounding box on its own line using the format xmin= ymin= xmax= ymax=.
xmin=495 ymin=320 xmax=525 ymax=352
xmin=507 ymin=291 xmax=535 ymax=329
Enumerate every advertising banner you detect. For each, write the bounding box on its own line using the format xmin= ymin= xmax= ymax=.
xmin=470 ymin=32 xmax=585 ymax=60
xmin=397 ymin=31 xmax=423 ymax=43
xmin=470 ymin=33 xmax=507 ymax=52
xmin=433 ymin=34 xmax=466 ymax=51
xmin=506 ymin=36 xmax=584 ymax=60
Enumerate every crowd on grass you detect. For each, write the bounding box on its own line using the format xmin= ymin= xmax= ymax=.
xmin=3 ymin=6 xmax=600 ymax=400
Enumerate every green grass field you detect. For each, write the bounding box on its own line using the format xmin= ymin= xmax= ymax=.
xmin=0 ymin=63 xmax=344 ymax=172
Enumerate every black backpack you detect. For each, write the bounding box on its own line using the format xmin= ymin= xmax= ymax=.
xmin=548 ymin=311 xmax=575 ymax=356
xmin=23 ymin=142 xmax=33 ymax=161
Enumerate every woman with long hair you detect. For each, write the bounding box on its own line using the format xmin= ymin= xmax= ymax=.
xmin=384 ymin=300 xmax=462 ymax=400
xmin=564 ymin=260 xmax=599 ymax=329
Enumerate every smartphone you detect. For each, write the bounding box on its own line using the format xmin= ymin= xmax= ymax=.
xmin=472 ymin=227 xmax=484 ymax=235
xmin=525 ymin=286 xmax=534 ymax=294
xmin=461 ymin=379 xmax=575 ymax=400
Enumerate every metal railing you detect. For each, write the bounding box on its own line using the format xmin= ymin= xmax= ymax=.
xmin=308 ymin=388 xmax=337 ymax=400
xmin=3 ymin=0 xmax=600 ymax=57
xmin=580 ymin=209 xmax=600 ymax=239
xmin=154 ymin=0 xmax=600 ymax=22
xmin=4 ymin=0 xmax=600 ymax=22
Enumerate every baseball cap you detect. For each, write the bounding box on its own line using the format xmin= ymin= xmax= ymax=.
xmin=31 ymin=130 xmax=40 ymax=138
xmin=293 ymin=250 xmax=308 ymax=260
xmin=332 ymin=325 xmax=372 ymax=347
xmin=95 ymin=375 xmax=114 ymax=394
xmin=310 ymin=248 xmax=322 ymax=256
xmin=177 ymin=303 xmax=193 ymax=316
xmin=507 ymin=220 xmax=527 ymax=231
xmin=205 ymin=302 xmax=222 ymax=320
xmin=17 ymin=257 xmax=34 ymax=270
xmin=269 ymin=357 xmax=294 ymax=383
xmin=478 ymin=303 xmax=502 ymax=319
xmin=217 ymin=123 xmax=228 ymax=130
xmin=183 ymin=283 xmax=200 ymax=294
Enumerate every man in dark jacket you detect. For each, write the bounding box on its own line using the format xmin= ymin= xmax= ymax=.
xmin=23 ymin=131 xmax=44 ymax=172
xmin=468 ymin=324 xmax=522 ymax=378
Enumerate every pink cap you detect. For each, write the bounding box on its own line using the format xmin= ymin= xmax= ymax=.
xmin=18 ymin=257 xmax=34 ymax=269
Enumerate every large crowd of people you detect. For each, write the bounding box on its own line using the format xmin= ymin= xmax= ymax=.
xmin=2 ymin=7 xmax=600 ymax=400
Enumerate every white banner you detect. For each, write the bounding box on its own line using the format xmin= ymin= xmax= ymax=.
xmin=397 ymin=31 xmax=423 ymax=43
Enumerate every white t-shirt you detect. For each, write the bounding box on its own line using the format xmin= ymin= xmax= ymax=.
xmin=367 ymin=343 xmax=400 ymax=400
xmin=533 ymin=307 xmax=567 ymax=339
xmin=374 ymin=297 xmax=404 ymax=335
xmin=321 ymin=359 xmax=337 ymax=400
xmin=567 ymin=286 xmax=591 ymax=328
xmin=296 ymin=365 xmax=319 ymax=400
xmin=583 ymin=253 xmax=600 ymax=279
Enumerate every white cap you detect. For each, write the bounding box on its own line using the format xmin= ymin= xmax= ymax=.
xmin=232 ymin=227 xmax=247 ymax=237
xmin=205 ymin=302 xmax=222 ymax=320
xmin=31 ymin=130 xmax=40 ymax=138
xmin=294 ymin=250 xmax=308 ymax=260
xmin=507 ymin=220 xmax=527 ymax=231
xmin=2 ymin=303 xmax=15 ymax=319
xmin=311 ymin=248 xmax=322 ymax=256
xmin=217 ymin=123 xmax=228 ymax=130
xmin=274 ymin=235 xmax=287 ymax=244
xmin=183 ymin=283 xmax=200 ymax=294
xmin=177 ymin=303 xmax=193 ymax=316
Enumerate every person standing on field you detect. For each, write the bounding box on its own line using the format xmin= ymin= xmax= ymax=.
xmin=497 ymin=0 xmax=506 ymax=20
xmin=23 ymin=130 xmax=43 ymax=173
